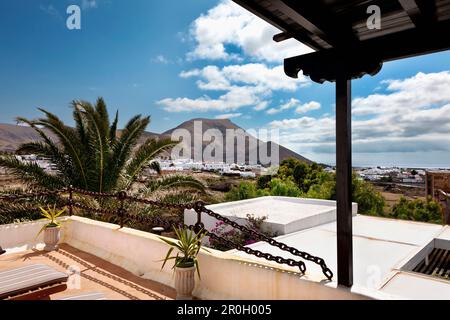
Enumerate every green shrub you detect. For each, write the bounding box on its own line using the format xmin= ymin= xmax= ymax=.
xmin=392 ymin=196 xmax=442 ymax=224
xmin=268 ymin=178 xmax=301 ymax=197
xmin=277 ymin=159 xmax=325 ymax=193
xmin=257 ymin=175 xmax=272 ymax=189
xmin=352 ymin=178 xmax=385 ymax=215
xmin=256 ymin=159 xmax=386 ymax=217
xmin=225 ymin=181 xmax=258 ymax=201
xmin=306 ymin=180 xmax=336 ymax=200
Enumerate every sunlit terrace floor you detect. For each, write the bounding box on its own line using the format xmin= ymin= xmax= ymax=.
xmin=0 ymin=244 xmax=176 ymax=300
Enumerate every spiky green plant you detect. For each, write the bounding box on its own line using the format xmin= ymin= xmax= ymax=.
xmin=160 ymin=226 xmax=208 ymax=278
xmin=35 ymin=205 xmax=66 ymax=238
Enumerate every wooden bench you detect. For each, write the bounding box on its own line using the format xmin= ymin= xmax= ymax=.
xmin=0 ymin=264 xmax=69 ymax=300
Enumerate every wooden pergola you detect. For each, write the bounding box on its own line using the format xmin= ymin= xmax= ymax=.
xmin=232 ymin=0 xmax=450 ymax=287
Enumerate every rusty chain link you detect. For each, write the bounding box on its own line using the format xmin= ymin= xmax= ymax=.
xmin=197 ymin=203 xmax=334 ymax=280
xmin=193 ymin=226 xmax=307 ymax=273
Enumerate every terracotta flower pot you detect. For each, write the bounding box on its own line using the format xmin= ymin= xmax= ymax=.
xmin=174 ymin=266 xmax=196 ymax=300
xmin=44 ymin=226 xmax=61 ymax=251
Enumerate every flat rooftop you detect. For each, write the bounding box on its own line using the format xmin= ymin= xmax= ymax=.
xmin=186 ymin=196 xmax=357 ymax=235
xmin=208 ymin=197 xmax=338 ymax=223
xmin=0 ymin=244 xmax=175 ymax=300
xmin=230 ymin=215 xmax=450 ymax=299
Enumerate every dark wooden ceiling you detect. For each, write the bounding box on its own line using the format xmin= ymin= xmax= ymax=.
xmin=232 ymin=0 xmax=450 ymax=82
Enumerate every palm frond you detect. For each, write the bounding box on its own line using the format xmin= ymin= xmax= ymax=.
xmin=109 ymin=110 xmax=119 ymax=144
xmin=27 ymin=109 xmax=89 ymax=189
xmin=16 ymin=142 xmax=73 ymax=181
xmin=76 ymin=101 xmax=109 ymax=192
xmin=145 ymin=175 xmax=206 ymax=193
xmin=0 ymin=155 xmax=65 ymax=190
xmin=125 ymin=138 xmax=176 ymax=187
xmin=107 ymin=116 xmax=150 ymax=190
xmin=71 ymin=102 xmax=90 ymax=152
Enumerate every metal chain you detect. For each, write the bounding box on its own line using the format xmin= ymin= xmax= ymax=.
xmin=198 ymin=204 xmax=334 ymax=280
xmin=0 ymin=190 xmax=60 ymax=201
xmin=125 ymin=195 xmax=195 ymax=211
xmin=196 ymin=226 xmax=307 ymax=273
xmin=61 ymin=187 xmax=117 ymax=199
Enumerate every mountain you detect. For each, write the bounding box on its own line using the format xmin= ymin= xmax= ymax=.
xmin=0 ymin=124 xmax=53 ymax=153
xmin=163 ymin=118 xmax=241 ymax=136
xmin=163 ymin=118 xmax=311 ymax=164
xmin=0 ymin=119 xmax=312 ymax=164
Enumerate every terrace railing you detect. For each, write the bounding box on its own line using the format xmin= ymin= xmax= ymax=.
xmin=0 ymin=186 xmax=334 ymax=280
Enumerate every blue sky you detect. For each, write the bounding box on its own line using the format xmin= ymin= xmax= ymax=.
xmin=1 ymin=0 xmax=450 ymax=167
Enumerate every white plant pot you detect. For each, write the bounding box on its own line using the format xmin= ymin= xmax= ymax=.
xmin=43 ymin=226 xmax=61 ymax=251
xmin=174 ymin=266 xmax=196 ymax=300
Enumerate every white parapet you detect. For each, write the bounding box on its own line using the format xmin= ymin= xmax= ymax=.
xmin=0 ymin=218 xmax=67 ymax=254
xmin=184 ymin=196 xmax=358 ymax=236
xmin=61 ymin=216 xmax=371 ymax=300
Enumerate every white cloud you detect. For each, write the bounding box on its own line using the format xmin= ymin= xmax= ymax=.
xmin=152 ymin=55 xmax=170 ymax=64
xmin=159 ymin=1 xmax=314 ymax=115
xmin=266 ymin=108 xmax=280 ymax=115
xmin=40 ymin=5 xmax=63 ymax=20
xmin=82 ymin=0 xmax=98 ymax=10
xmin=215 ymin=113 xmax=242 ymax=119
xmin=295 ymin=101 xmax=321 ymax=114
xmin=180 ymin=64 xmax=304 ymax=92
xmin=254 ymin=101 xmax=270 ymax=111
xmin=157 ymin=85 xmax=266 ymax=113
xmin=159 ymin=63 xmax=308 ymax=113
xmin=267 ymin=71 xmax=450 ymax=156
xmin=265 ymin=99 xmax=320 ymax=115
xmin=353 ymin=71 xmax=450 ymax=115
xmin=187 ymin=0 xmax=313 ymax=63
xmin=266 ymin=98 xmax=298 ymax=114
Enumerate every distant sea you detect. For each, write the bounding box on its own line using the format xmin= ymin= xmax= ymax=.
xmin=323 ymin=163 xmax=450 ymax=169
xmin=353 ymin=165 xmax=450 ymax=169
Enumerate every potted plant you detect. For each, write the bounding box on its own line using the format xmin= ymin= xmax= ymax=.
xmin=36 ymin=205 xmax=67 ymax=251
xmin=160 ymin=226 xmax=207 ymax=300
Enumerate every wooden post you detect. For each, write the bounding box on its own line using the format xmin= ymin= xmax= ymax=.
xmin=336 ymin=75 xmax=353 ymax=287
xmin=194 ymin=201 xmax=205 ymax=233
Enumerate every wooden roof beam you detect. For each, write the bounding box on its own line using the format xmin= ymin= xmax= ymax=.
xmin=272 ymin=31 xmax=323 ymax=51
xmin=270 ymin=0 xmax=333 ymax=46
xmin=399 ymin=0 xmax=437 ymax=27
xmin=285 ymin=19 xmax=450 ymax=83
xmin=233 ymin=0 xmax=324 ymax=50
xmin=275 ymin=0 xmax=359 ymax=48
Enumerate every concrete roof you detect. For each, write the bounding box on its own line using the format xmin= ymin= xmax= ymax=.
xmin=230 ymin=214 xmax=449 ymax=299
xmin=191 ymin=196 xmax=357 ymax=235
xmin=208 ymin=197 xmax=338 ymax=224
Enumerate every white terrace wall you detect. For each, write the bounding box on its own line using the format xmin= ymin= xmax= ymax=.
xmin=61 ymin=216 xmax=370 ymax=300
xmin=0 ymin=218 xmax=67 ymax=254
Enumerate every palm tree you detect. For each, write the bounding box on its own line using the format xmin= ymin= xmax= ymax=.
xmin=0 ymin=97 xmax=205 ymax=203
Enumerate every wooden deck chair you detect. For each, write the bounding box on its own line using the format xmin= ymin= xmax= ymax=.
xmin=0 ymin=264 xmax=68 ymax=300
